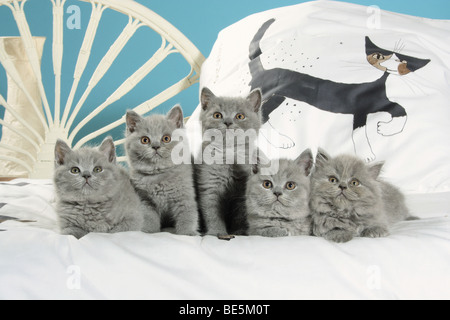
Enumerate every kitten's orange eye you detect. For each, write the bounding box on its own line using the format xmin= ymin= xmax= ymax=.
xmin=262 ymin=180 xmax=273 ymax=189
xmin=329 ymin=176 xmax=338 ymax=183
xmin=350 ymin=179 xmax=360 ymax=187
xmin=161 ymin=135 xmax=171 ymax=143
xmin=213 ymin=112 xmax=223 ymax=119
xmin=70 ymin=167 xmax=80 ymax=174
xmin=235 ymin=113 xmax=245 ymax=120
xmin=141 ymin=136 xmax=150 ymax=144
xmin=286 ymin=182 xmax=296 ymax=190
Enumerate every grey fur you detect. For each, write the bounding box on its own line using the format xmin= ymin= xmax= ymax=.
xmin=196 ymin=87 xmax=262 ymax=236
xmin=54 ymin=137 xmax=147 ymax=239
xmin=310 ymin=149 xmax=413 ymax=243
xmin=125 ymin=106 xmax=199 ymax=236
xmin=246 ymin=149 xmax=313 ymax=237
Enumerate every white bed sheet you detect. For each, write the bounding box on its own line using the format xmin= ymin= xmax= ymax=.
xmin=0 ymin=179 xmax=449 ymax=300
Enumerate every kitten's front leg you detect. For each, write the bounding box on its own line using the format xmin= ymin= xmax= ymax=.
xmin=196 ymin=164 xmax=230 ymax=236
xmin=199 ymin=190 xmax=228 ymax=236
xmin=142 ymin=204 xmax=161 ymax=234
xmin=312 ymin=214 xmax=356 ymax=243
xmin=172 ymin=198 xmax=200 ymax=236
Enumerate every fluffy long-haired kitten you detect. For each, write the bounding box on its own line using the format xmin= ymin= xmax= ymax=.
xmin=54 ymin=137 xmax=149 ymax=239
xmin=125 ymin=106 xmax=199 ymax=236
xmin=310 ymin=149 xmax=414 ymax=243
xmin=195 ymin=87 xmax=262 ymax=236
xmin=246 ymin=149 xmax=313 ymax=237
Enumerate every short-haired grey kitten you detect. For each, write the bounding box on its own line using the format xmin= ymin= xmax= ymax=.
xmin=195 ymin=87 xmax=262 ymax=236
xmin=54 ymin=137 xmax=150 ymax=239
xmin=246 ymin=149 xmax=313 ymax=237
xmin=310 ymin=149 xmax=414 ymax=243
xmin=125 ymin=105 xmax=199 ymax=236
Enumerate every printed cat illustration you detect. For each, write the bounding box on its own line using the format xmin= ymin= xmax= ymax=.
xmin=249 ymin=18 xmax=430 ymax=162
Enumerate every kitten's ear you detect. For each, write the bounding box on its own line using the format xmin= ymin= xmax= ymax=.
xmin=315 ymin=148 xmax=331 ymax=168
xmin=368 ymin=161 xmax=384 ymax=179
xmin=201 ymin=87 xmax=215 ymax=111
xmin=247 ymin=88 xmax=262 ymax=113
xmin=251 ymin=162 xmax=259 ymax=175
xmin=55 ymin=139 xmax=72 ymax=167
xmin=295 ymin=148 xmax=313 ymax=176
xmin=99 ymin=136 xmax=116 ymax=164
xmin=126 ymin=110 xmax=143 ymax=134
xmin=167 ymin=105 xmax=184 ymax=129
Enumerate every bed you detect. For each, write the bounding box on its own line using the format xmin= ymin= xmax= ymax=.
xmin=1 ymin=0 xmax=450 ymax=300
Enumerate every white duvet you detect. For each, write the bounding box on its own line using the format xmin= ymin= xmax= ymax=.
xmin=0 ymin=179 xmax=449 ymax=300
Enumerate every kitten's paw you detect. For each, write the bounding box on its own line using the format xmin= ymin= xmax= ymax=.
xmin=324 ymin=229 xmax=354 ymax=243
xmin=361 ymin=226 xmax=389 ymax=238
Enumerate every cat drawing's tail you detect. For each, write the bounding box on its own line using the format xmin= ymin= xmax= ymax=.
xmin=249 ymin=18 xmax=275 ymax=81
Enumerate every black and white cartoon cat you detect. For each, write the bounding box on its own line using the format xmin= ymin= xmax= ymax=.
xmin=249 ymin=18 xmax=430 ymax=161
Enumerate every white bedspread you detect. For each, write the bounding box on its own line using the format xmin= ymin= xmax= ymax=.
xmin=1 ymin=179 xmax=449 ymax=300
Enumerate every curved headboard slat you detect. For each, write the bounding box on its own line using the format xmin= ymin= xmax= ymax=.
xmin=0 ymin=0 xmax=205 ymax=178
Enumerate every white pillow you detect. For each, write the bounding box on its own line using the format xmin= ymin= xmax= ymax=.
xmin=187 ymin=1 xmax=450 ymax=194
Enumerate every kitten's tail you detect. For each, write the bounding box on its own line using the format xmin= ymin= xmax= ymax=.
xmin=249 ymin=18 xmax=276 ymax=78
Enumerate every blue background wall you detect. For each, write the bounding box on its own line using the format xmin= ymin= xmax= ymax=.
xmin=1 ymin=0 xmax=449 ymax=145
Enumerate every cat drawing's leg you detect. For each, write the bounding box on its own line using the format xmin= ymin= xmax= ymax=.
xmin=352 ymin=113 xmax=376 ymax=162
xmin=261 ymin=94 xmax=287 ymax=123
xmin=377 ymin=102 xmax=407 ymax=136
xmin=260 ymin=95 xmax=296 ymax=149
xmin=260 ymin=121 xmax=295 ymax=149
xmin=352 ymin=125 xmax=376 ymax=162
xmin=377 ymin=116 xmax=407 ymax=136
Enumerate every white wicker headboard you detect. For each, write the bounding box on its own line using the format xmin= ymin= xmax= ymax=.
xmin=0 ymin=0 xmax=205 ymax=179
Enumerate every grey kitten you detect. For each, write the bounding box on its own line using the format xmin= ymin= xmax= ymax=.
xmin=125 ymin=105 xmax=199 ymax=236
xmin=195 ymin=87 xmax=262 ymax=236
xmin=54 ymin=137 xmax=148 ymax=239
xmin=246 ymin=149 xmax=313 ymax=237
xmin=310 ymin=149 xmax=414 ymax=243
